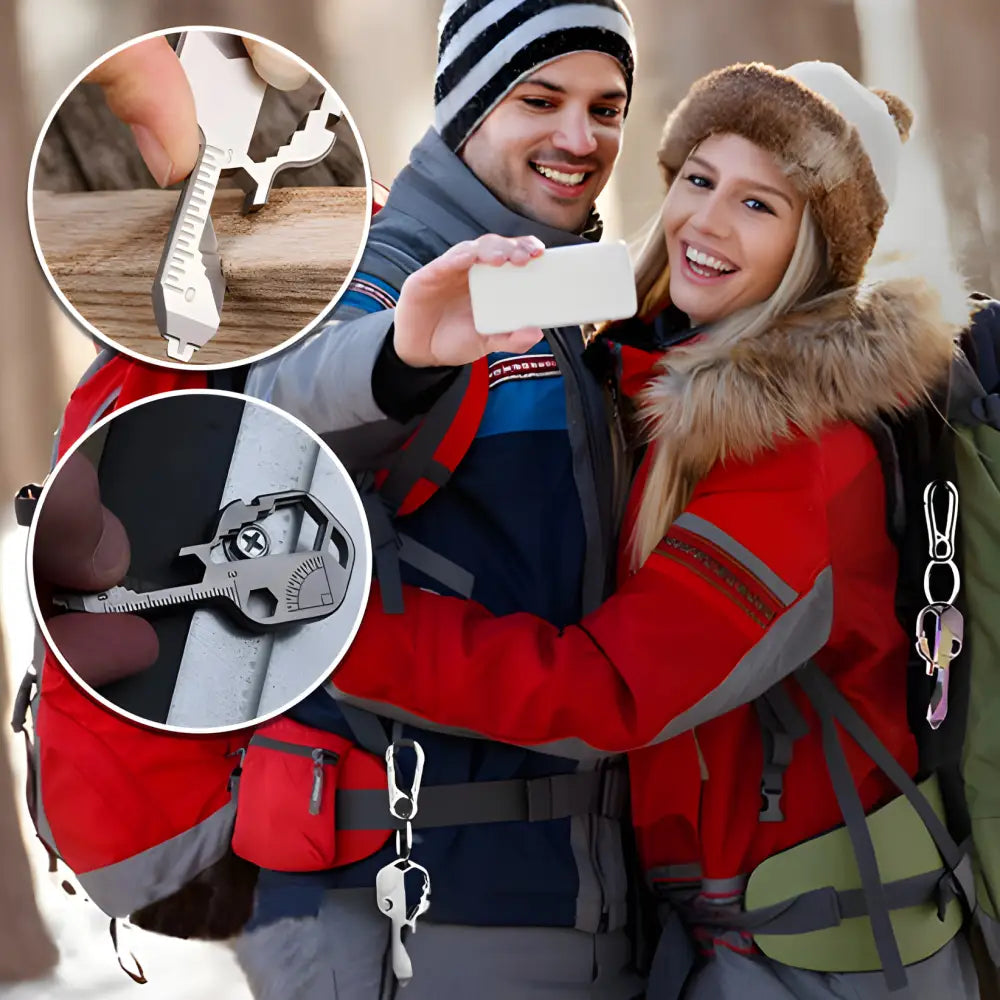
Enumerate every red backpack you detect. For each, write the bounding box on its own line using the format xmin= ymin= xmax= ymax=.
xmin=10 ymin=180 xmax=493 ymax=932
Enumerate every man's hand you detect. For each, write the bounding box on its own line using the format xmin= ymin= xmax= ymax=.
xmin=394 ymin=234 xmax=547 ymax=368
xmin=86 ymin=34 xmax=311 ymax=188
xmin=33 ymin=453 xmax=158 ymax=688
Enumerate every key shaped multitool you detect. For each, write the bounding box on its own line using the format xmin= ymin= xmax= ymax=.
xmin=153 ymin=31 xmax=343 ymax=362
xmin=53 ymin=491 xmax=354 ymax=632
xmin=915 ymin=603 xmax=964 ymax=730
xmin=376 ymin=858 xmax=433 ymax=986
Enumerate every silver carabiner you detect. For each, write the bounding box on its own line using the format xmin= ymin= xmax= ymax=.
xmin=386 ymin=739 xmax=425 ymax=821
xmin=923 ymin=481 xmax=958 ymax=562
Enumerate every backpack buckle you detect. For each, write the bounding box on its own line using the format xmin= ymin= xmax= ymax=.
xmin=10 ymin=670 xmax=36 ymax=734
xmin=14 ymin=483 xmax=42 ymax=527
xmin=759 ymin=779 xmax=785 ymax=823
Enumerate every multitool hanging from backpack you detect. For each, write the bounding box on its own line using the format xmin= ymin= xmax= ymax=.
xmin=377 ymin=739 xmax=431 ymax=987
xmin=916 ymin=481 xmax=963 ymax=728
xmin=53 ymin=490 xmax=355 ymax=632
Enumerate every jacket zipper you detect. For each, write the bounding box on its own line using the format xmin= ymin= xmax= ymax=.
xmin=548 ymin=327 xmax=616 ymax=613
xmin=548 ymin=329 xmax=625 ymax=931
xmin=250 ymin=736 xmax=340 ymax=816
xmin=607 ymin=376 xmax=629 ymax=537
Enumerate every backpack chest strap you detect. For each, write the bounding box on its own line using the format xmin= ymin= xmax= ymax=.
xmin=333 ymin=764 xmax=628 ymax=830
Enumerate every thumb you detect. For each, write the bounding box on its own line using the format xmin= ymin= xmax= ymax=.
xmin=242 ymin=38 xmax=311 ymax=91
xmin=33 ymin=453 xmax=131 ymax=592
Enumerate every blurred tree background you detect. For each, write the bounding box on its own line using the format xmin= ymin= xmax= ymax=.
xmin=0 ymin=0 xmax=996 ymax=992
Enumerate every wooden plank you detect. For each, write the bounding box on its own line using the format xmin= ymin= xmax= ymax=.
xmin=32 ymin=186 xmax=367 ymax=366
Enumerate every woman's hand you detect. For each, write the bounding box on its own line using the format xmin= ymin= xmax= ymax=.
xmin=393 ymin=234 xmax=546 ymax=368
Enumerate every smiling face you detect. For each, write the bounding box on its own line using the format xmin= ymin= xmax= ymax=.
xmin=459 ymin=51 xmax=628 ymax=232
xmin=662 ymin=132 xmax=807 ymax=325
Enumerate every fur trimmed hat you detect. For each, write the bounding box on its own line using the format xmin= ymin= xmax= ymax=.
xmin=658 ymin=61 xmax=914 ymax=288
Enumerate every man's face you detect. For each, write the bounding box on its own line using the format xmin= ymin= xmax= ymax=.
xmin=460 ymin=51 xmax=627 ymax=232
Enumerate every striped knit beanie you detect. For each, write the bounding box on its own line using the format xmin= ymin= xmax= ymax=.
xmin=434 ymin=0 xmax=637 ymax=151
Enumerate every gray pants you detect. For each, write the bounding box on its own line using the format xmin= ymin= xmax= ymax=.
xmin=236 ymin=888 xmax=645 ymax=999
xmin=646 ymin=917 xmax=978 ymax=1000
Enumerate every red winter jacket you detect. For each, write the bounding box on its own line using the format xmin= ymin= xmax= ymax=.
xmin=335 ymin=421 xmax=913 ymax=882
xmin=333 ymin=280 xmax=959 ymax=888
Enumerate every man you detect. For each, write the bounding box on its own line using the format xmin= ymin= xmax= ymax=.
xmin=241 ymin=2 xmax=643 ymax=997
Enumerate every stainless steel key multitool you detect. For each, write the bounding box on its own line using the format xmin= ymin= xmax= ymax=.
xmin=53 ymin=490 xmax=354 ymax=632
xmin=153 ymin=31 xmax=343 ymax=362
xmin=915 ymin=602 xmax=964 ymax=730
xmin=376 ymin=858 xmax=432 ymax=986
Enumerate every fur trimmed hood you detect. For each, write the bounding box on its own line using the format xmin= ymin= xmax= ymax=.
xmin=630 ymin=277 xmax=966 ymax=559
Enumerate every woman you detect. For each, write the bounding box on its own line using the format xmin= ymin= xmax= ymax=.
xmin=334 ymin=62 xmax=976 ymax=997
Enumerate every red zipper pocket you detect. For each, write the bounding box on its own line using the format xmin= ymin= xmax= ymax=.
xmin=232 ymin=716 xmax=391 ymax=871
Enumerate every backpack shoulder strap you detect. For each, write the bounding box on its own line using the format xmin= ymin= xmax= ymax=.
xmin=364 ymin=360 xmax=486 ymax=612
xmin=954 ymin=294 xmax=1000 ymax=427
xmin=345 ymin=227 xmax=489 ymax=609
xmin=376 ymin=359 xmax=489 ymax=515
xmin=755 ymin=682 xmax=810 ymax=823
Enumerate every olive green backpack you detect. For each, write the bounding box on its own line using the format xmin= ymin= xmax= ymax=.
xmin=736 ymin=294 xmax=1000 ymax=992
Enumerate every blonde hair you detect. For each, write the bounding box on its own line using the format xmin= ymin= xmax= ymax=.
xmin=628 ymin=203 xmax=829 ymax=568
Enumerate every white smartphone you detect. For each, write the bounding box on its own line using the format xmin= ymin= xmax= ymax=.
xmin=468 ymin=240 xmax=637 ymax=335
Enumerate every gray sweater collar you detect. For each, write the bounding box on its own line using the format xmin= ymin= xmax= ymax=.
xmin=389 ymin=128 xmax=602 ymax=249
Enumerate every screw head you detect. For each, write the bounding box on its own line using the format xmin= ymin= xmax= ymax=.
xmin=233 ymin=524 xmax=270 ymax=559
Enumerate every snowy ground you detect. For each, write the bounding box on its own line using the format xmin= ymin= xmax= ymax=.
xmin=0 ymin=520 xmax=253 ymax=1000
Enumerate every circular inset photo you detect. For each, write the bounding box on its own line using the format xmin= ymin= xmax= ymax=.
xmin=28 ymin=390 xmax=372 ymax=733
xmin=29 ymin=27 xmax=371 ymax=368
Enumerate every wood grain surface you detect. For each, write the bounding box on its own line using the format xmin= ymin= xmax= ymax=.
xmin=32 ymin=186 xmax=367 ymax=365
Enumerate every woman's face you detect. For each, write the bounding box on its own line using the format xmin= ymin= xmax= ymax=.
xmin=661 ymin=132 xmax=806 ymax=326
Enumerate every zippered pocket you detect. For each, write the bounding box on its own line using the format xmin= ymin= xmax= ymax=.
xmin=249 ymin=737 xmax=341 ymax=817
xmin=232 ymin=716 xmax=391 ymax=872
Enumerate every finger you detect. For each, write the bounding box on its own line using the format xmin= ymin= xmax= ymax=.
xmin=409 ymin=236 xmax=540 ymax=291
xmin=34 ymin=453 xmax=131 ymax=592
xmin=483 ymin=327 xmax=545 ymax=353
xmin=407 ymin=242 xmax=478 ymax=287
xmin=430 ymin=238 xmax=532 ymax=276
xmin=47 ymin=613 xmax=159 ymax=688
xmin=86 ymin=37 xmax=198 ymax=186
xmin=472 ymin=234 xmax=548 ymax=267
xmin=242 ymin=38 xmax=311 ymax=91
xmin=474 ymin=234 xmax=545 ymax=254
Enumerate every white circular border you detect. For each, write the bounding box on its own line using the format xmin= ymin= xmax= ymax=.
xmin=25 ymin=388 xmax=375 ymax=735
xmin=26 ymin=25 xmax=374 ymax=373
